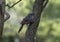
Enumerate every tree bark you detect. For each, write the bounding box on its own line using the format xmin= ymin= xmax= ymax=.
xmin=0 ymin=0 xmax=5 ymax=41
xmin=25 ymin=0 xmax=48 ymax=42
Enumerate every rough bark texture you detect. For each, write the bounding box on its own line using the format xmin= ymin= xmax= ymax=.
xmin=25 ymin=0 xmax=48 ymax=42
xmin=0 ymin=0 xmax=5 ymax=42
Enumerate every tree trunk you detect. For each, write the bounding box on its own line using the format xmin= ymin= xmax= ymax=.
xmin=0 ymin=0 xmax=5 ymax=42
xmin=25 ymin=0 xmax=48 ymax=42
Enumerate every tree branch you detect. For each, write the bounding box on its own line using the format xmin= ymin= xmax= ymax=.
xmin=6 ymin=0 xmax=21 ymax=8
xmin=43 ymin=0 xmax=48 ymax=9
xmin=4 ymin=12 xmax=10 ymax=22
xmin=24 ymin=0 xmax=49 ymax=42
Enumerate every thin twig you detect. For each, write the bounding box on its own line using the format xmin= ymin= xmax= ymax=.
xmin=6 ymin=0 xmax=21 ymax=8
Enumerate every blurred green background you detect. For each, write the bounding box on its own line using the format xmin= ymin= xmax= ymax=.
xmin=3 ymin=0 xmax=60 ymax=42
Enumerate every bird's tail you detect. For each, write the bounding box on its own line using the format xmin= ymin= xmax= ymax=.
xmin=18 ymin=24 xmax=24 ymax=33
